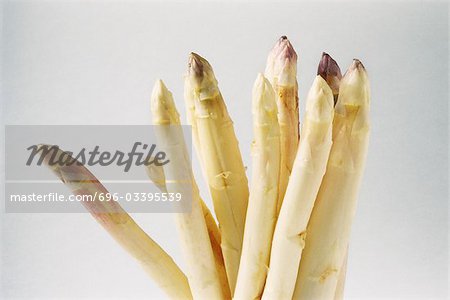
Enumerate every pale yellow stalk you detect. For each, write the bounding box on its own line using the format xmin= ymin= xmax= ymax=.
xmin=39 ymin=145 xmax=192 ymax=300
xmin=334 ymin=248 xmax=348 ymax=300
xmin=234 ymin=74 xmax=280 ymax=300
xmin=293 ymin=60 xmax=370 ymax=300
xmin=264 ymin=36 xmax=299 ymax=215
xmin=151 ymin=80 xmax=225 ymax=300
xmin=200 ymin=201 xmax=232 ymax=300
xmin=262 ymin=75 xmax=334 ymax=300
xmin=184 ymin=53 xmax=249 ymax=293
xmin=145 ymin=160 xmax=231 ymax=299
xmin=317 ymin=53 xmax=348 ymax=300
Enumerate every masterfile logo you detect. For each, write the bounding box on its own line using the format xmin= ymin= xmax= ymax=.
xmin=4 ymin=125 xmax=192 ymax=213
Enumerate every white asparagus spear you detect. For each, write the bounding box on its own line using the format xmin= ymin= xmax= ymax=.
xmin=262 ymin=74 xmax=334 ymax=300
xmin=316 ymin=53 xmax=349 ymax=300
xmin=151 ymin=80 xmax=225 ymax=300
xmin=264 ymin=36 xmax=299 ymax=215
xmin=184 ymin=53 xmax=249 ymax=293
xmin=234 ymin=74 xmax=280 ymax=300
xmin=334 ymin=247 xmax=348 ymax=300
xmin=293 ymin=60 xmax=370 ymax=300
xmin=39 ymin=145 xmax=192 ymax=300
xmin=145 ymin=161 xmax=231 ymax=299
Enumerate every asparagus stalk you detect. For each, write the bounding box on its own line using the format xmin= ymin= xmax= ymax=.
xmin=145 ymin=160 xmax=231 ymax=299
xmin=317 ymin=53 xmax=348 ymax=300
xmin=151 ymin=80 xmax=225 ymax=299
xmin=262 ymin=73 xmax=335 ymax=300
xmin=234 ymin=74 xmax=280 ymax=300
xmin=293 ymin=60 xmax=370 ymax=300
xmin=184 ymin=53 xmax=249 ymax=293
xmin=334 ymin=247 xmax=348 ymax=300
xmin=200 ymin=201 xmax=232 ymax=300
xmin=264 ymin=36 xmax=299 ymax=215
xmin=38 ymin=145 xmax=192 ymax=300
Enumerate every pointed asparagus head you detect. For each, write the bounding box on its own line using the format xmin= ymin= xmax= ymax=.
xmin=186 ymin=52 xmax=220 ymax=100
xmin=151 ymin=79 xmax=180 ymax=125
xmin=36 ymin=144 xmax=124 ymax=215
xmin=305 ymin=76 xmax=334 ymax=123
xmin=335 ymin=59 xmax=370 ymax=131
xmin=264 ymin=36 xmax=298 ymax=87
xmin=337 ymin=59 xmax=370 ymax=109
xmin=252 ymin=73 xmax=278 ymax=125
xmin=317 ymin=52 xmax=342 ymax=104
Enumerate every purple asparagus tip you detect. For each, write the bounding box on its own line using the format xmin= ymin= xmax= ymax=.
xmin=317 ymin=52 xmax=342 ymax=103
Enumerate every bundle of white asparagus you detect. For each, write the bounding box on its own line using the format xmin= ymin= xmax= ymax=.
xmin=41 ymin=36 xmax=370 ymax=299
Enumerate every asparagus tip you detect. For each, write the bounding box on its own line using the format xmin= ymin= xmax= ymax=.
xmin=305 ymin=75 xmax=335 ymax=122
xmin=344 ymin=59 xmax=367 ymax=79
xmin=252 ymin=73 xmax=276 ymax=120
xmin=265 ymin=36 xmax=297 ymax=86
xmin=337 ymin=58 xmax=370 ymax=108
xmin=317 ymin=52 xmax=342 ymax=102
xmin=188 ymin=52 xmax=207 ymax=78
xmin=186 ymin=52 xmax=219 ymax=97
xmin=350 ymin=59 xmax=366 ymax=71
xmin=151 ymin=79 xmax=179 ymax=124
xmin=152 ymin=79 xmax=169 ymax=99
xmin=317 ymin=52 xmax=342 ymax=80
xmin=275 ymin=36 xmax=297 ymax=61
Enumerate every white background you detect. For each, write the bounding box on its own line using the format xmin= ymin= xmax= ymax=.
xmin=1 ymin=1 xmax=448 ymax=299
